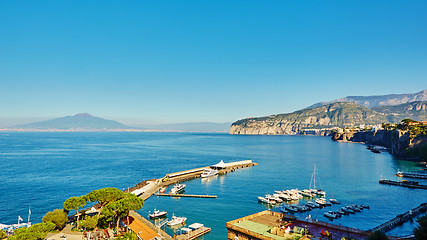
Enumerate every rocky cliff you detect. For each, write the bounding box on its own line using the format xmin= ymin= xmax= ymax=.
xmin=230 ymin=101 xmax=427 ymax=135
xmin=331 ymin=124 xmax=427 ymax=161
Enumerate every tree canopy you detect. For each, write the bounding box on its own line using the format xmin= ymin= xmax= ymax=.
xmin=414 ymin=214 xmax=427 ymax=240
xmin=64 ymin=196 xmax=87 ymax=230
xmin=87 ymin=187 xmax=125 ymax=217
xmin=7 ymin=222 xmax=55 ymax=240
xmin=42 ymin=209 xmax=68 ymax=230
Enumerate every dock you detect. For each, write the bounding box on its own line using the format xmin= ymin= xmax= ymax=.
xmin=155 ymin=193 xmax=217 ymax=198
xmin=176 ymin=227 xmax=211 ymax=240
xmin=379 ymin=179 xmax=427 ymax=189
xmin=370 ymin=202 xmax=427 ymax=233
xmin=131 ymin=159 xmax=258 ymax=201
xmin=395 ymin=171 xmax=427 ymax=179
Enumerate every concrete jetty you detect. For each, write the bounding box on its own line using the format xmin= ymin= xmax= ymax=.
xmin=155 ymin=193 xmax=217 ymax=198
xmin=131 ymin=159 xmax=257 ymax=201
xmin=379 ymin=179 xmax=427 ymax=189
xmin=370 ymin=202 xmax=427 ymax=233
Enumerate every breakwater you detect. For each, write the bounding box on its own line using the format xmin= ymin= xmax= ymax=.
xmin=379 ymin=179 xmax=427 ymax=189
xmin=370 ymin=202 xmax=427 ymax=232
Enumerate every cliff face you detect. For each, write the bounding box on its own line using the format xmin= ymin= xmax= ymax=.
xmin=331 ymin=129 xmax=427 ymax=161
xmin=230 ymin=101 xmax=427 ymax=136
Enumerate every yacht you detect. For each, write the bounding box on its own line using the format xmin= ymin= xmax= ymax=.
xmin=167 ymin=214 xmax=187 ymax=226
xmin=284 ymin=205 xmax=299 ymax=212
xmin=305 ymin=201 xmax=320 ymax=208
xmin=170 ymin=184 xmax=186 ymax=194
xmin=149 ymin=209 xmax=167 ymax=219
xmin=329 ymin=198 xmax=340 ymax=204
xmin=258 ymin=196 xmax=275 ymax=205
xmin=201 ymin=168 xmax=218 ymax=178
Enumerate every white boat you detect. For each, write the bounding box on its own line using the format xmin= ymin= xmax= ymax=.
xmin=300 ymin=189 xmax=315 ymax=198
xmin=306 ymin=201 xmax=320 ymax=208
xmin=170 ymin=184 xmax=186 ymax=194
xmin=258 ymin=196 xmax=275 ymax=205
xmin=201 ymin=168 xmax=218 ymax=178
xmin=329 ymin=198 xmax=340 ymax=204
xmin=167 ymin=214 xmax=187 ymax=226
xmin=309 ymin=164 xmax=326 ymax=197
xmin=149 ymin=209 xmax=167 ymax=219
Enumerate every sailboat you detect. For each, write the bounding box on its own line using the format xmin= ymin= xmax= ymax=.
xmin=309 ymin=164 xmax=326 ymax=197
xmin=0 ymin=208 xmax=31 ymax=233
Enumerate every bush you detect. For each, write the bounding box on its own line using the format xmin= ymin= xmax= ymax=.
xmin=7 ymin=222 xmax=56 ymax=240
xmin=80 ymin=215 xmax=99 ymax=231
xmin=43 ymin=209 xmax=68 ymax=230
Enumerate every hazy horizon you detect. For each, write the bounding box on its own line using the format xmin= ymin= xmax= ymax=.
xmin=1 ymin=1 xmax=426 ymax=125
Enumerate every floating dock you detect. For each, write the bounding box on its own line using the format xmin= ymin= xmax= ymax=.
xmin=370 ymin=202 xmax=427 ymax=233
xmin=155 ymin=193 xmax=217 ymax=198
xmin=379 ymin=179 xmax=427 ymax=189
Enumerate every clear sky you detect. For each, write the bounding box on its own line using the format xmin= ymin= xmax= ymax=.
xmin=0 ymin=1 xmax=426 ymax=126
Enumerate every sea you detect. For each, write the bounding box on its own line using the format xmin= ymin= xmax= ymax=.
xmin=0 ymin=132 xmax=426 ymax=239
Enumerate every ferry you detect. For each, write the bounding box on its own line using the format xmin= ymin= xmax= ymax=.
xmin=201 ymin=168 xmax=218 ymax=178
xmin=149 ymin=209 xmax=167 ymax=219
xmin=167 ymin=214 xmax=187 ymax=226
xmin=170 ymin=184 xmax=186 ymax=194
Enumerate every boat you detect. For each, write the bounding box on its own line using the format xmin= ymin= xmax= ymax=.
xmin=342 ymin=206 xmax=354 ymax=214
xmin=149 ymin=209 xmax=167 ymax=219
xmin=336 ymin=209 xmax=345 ymax=216
xmin=318 ymin=198 xmax=332 ymax=206
xmin=159 ymin=187 xmax=167 ymax=193
xmin=324 ymin=211 xmax=339 ymax=219
xmin=329 ymin=198 xmax=340 ymax=204
xmin=258 ymin=196 xmax=275 ymax=205
xmin=300 ymin=189 xmax=315 ymax=198
xmin=360 ymin=204 xmax=370 ymax=209
xmin=201 ymin=168 xmax=218 ymax=178
xmin=284 ymin=205 xmax=299 ymax=212
xmin=170 ymin=184 xmax=186 ymax=194
xmin=309 ymin=164 xmax=326 ymax=197
xmin=167 ymin=214 xmax=187 ymax=226
xmin=270 ymin=194 xmax=283 ymax=203
xmin=295 ymin=205 xmax=310 ymax=212
xmin=280 ymin=207 xmax=289 ymax=213
xmin=305 ymin=201 xmax=320 ymax=208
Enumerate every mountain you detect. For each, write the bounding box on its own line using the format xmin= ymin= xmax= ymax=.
xmin=12 ymin=113 xmax=136 ymax=131
xmin=229 ymin=101 xmax=427 ymax=135
xmin=307 ymin=90 xmax=427 ymax=109
xmin=141 ymin=122 xmax=231 ymax=132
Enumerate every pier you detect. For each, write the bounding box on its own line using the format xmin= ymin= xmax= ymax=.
xmin=131 ymin=159 xmax=258 ymax=201
xmin=370 ymin=202 xmax=427 ymax=233
xmin=379 ymin=179 xmax=427 ymax=189
xmin=155 ymin=193 xmax=217 ymax=198
xmin=395 ymin=171 xmax=427 ymax=179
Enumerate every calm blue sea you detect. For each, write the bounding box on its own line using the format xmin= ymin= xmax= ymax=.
xmin=0 ymin=132 xmax=426 ymax=239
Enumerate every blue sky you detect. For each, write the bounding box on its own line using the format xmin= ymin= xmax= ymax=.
xmin=0 ymin=1 xmax=426 ymax=125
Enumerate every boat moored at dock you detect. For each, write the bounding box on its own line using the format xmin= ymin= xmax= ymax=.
xmin=170 ymin=184 xmax=186 ymax=194
xmin=201 ymin=168 xmax=218 ymax=178
xmin=149 ymin=209 xmax=167 ymax=219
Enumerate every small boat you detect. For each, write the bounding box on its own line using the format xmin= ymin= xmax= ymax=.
xmin=318 ymin=198 xmax=332 ymax=206
xmin=305 ymin=201 xmax=320 ymax=208
xmin=284 ymin=205 xmax=299 ymax=212
xmin=149 ymin=209 xmax=167 ymax=219
xmin=342 ymin=206 xmax=354 ymax=214
xmin=360 ymin=204 xmax=370 ymax=209
xmin=258 ymin=196 xmax=275 ymax=205
xmin=336 ymin=209 xmax=345 ymax=216
xmin=329 ymin=198 xmax=340 ymax=204
xmin=295 ymin=205 xmax=310 ymax=212
xmin=167 ymin=214 xmax=187 ymax=226
xmin=280 ymin=207 xmax=289 ymax=213
xmin=159 ymin=187 xmax=167 ymax=193
xmin=324 ymin=211 xmax=339 ymax=219
xmin=201 ymin=168 xmax=218 ymax=178
xmin=277 ymin=193 xmax=292 ymax=201
xmin=270 ymin=194 xmax=283 ymax=203
xmin=349 ymin=205 xmax=361 ymax=212
xmin=170 ymin=184 xmax=186 ymax=194
xmin=300 ymin=189 xmax=315 ymax=198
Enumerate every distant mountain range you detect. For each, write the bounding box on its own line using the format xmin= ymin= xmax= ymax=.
xmin=230 ymin=90 xmax=427 ymax=135
xmin=307 ymin=90 xmax=427 ymax=109
xmin=11 ymin=113 xmax=136 ymax=131
xmin=7 ymin=113 xmax=230 ymax=132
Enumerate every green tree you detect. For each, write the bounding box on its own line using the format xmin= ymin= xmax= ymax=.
xmin=87 ymin=187 xmax=125 ymax=217
xmin=368 ymin=230 xmax=388 ymax=240
xmin=80 ymin=215 xmax=99 ymax=231
xmin=0 ymin=229 xmax=6 ymax=239
xmin=64 ymin=196 xmax=87 ymax=230
xmin=102 ymin=193 xmax=144 ymax=233
xmin=42 ymin=209 xmax=68 ymax=230
xmin=414 ymin=214 xmax=427 ymax=240
xmin=7 ymin=222 xmax=55 ymax=240
xmin=116 ymin=231 xmax=138 ymax=240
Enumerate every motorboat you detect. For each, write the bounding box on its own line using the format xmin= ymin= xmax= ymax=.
xmin=258 ymin=196 xmax=275 ymax=205
xmin=271 ymin=194 xmax=284 ymax=203
xmin=305 ymin=201 xmax=320 ymax=208
xmin=336 ymin=209 xmax=345 ymax=216
xmin=318 ymin=198 xmax=332 ymax=206
xmin=329 ymin=198 xmax=340 ymax=204
xmin=300 ymin=189 xmax=315 ymax=198
xmin=342 ymin=206 xmax=354 ymax=214
xmin=149 ymin=209 xmax=167 ymax=219
xmin=201 ymin=168 xmax=218 ymax=178
xmin=280 ymin=207 xmax=289 ymax=213
xmin=295 ymin=205 xmax=310 ymax=212
xmin=167 ymin=214 xmax=187 ymax=226
xmin=324 ymin=211 xmax=339 ymax=219
xmin=170 ymin=184 xmax=186 ymax=194
xmin=284 ymin=205 xmax=299 ymax=212
xmin=159 ymin=187 xmax=167 ymax=194
xmin=360 ymin=204 xmax=370 ymax=209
